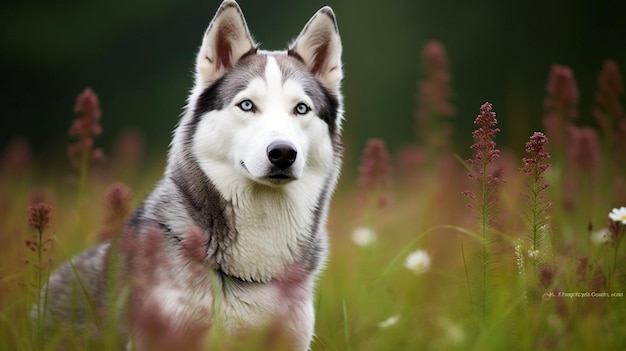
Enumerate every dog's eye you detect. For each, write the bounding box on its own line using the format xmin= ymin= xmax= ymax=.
xmin=294 ymin=103 xmax=310 ymax=115
xmin=238 ymin=99 xmax=255 ymax=112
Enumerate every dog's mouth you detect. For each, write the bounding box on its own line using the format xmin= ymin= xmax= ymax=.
xmin=265 ymin=171 xmax=297 ymax=184
xmin=267 ymin=173 xmax=292 ymax=180
xmin=240 ymin=161 xmax=297 ymax=185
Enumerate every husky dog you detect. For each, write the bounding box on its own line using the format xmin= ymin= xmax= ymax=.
xmin=43 ymin=1 xmax=343 ymax=349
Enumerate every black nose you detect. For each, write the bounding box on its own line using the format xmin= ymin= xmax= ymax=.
xmin=267 ymin=141 xmax=297 ymax=170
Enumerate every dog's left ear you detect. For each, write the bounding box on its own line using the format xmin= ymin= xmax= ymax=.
xmin=289 ymin=7 xmax=342 ymax=92
xmin=196 ymin=0 xmax=256 ymax=84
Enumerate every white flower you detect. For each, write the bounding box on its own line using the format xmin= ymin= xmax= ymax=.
xmin=351 ymin=227 xmax=376 ymax=247
xmin=591 ymin=228 xmax=611 ymax=245
xmin=404 ymin=249 xmax=431 ymax=274
xmin=378 ymin=314 xmax=400 ymax=328
xmin=609 ymin=207 xmax=626 ymax=224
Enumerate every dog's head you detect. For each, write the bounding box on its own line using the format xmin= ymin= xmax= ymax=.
xmin=177 ymin=0 xmax=343 ymax=190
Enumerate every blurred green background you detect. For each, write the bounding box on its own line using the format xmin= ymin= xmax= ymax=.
xmin=1 ymin=0 xmax=625 ymax=171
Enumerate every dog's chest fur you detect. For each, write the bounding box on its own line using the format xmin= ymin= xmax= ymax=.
xmin=226 ymin=186 xmax=311 ymax=282
xmin=198 ymin=162 xmax=329 ymax=283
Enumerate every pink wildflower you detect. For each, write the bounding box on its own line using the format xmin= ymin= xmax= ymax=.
xmin=358 ymin=139 xmax=392 ymax=189
xmin=114 ymin=128 xmax=145 ymax=165
xmin=26 ymin=202 xmax=55 ymax=346
xmin=520 ymin=132 xmax=552 ymax=251
xmin=132 ymin=227 xmax=170 ymax=288
xmin=25 ymin=203 xmax=54 ymax=267
xmin=567 ymin=126 xmax=601 ymax=172
xmin=521 ymin=132 xmax=551 ymax=235
xmin=543 ymin=65 xmax=579 ymax=151
xmin=462 ymin=102 xmax=501 ymax=320
xmin=99 ymin=183 xmax=133 ymax=241
xmin=415 ymin=41 xmax=455 ymax=152
xmin=463 ymin=102 xmax=502 ymax=215
xmin=593 ymin=60 xmax=624 ymax=146
xmin=133 ymin=292 xmax=209 ymax=351
xmin=181 ymin=227 xmax=208 ymax=264
xmin=396 ymin=145 xmax=425 ymax=191
xmin=561 ymin=126 xmax=601 ymax=211
xmin=416 ymin=41 xmax=455 ymax=119
xmin=28 ymin=203 xmax=52 ymax=233
xmin=545 ymin=65 xmax=579 ymax=120
xmin=466 ymin=102 xmax=501 ymax=186
xmin=67 ymin=87 xmax=105 ymax=168
xmin=521 ymin=132 xmax=551 ymax=179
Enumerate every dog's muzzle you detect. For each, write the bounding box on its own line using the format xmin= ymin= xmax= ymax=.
xmin=267 ymin=141 xmax=297 ymax=170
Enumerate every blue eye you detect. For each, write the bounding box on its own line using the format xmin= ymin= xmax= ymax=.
xmin=294 ymin=103 xmax=310 ymax=115
xmin=238 ymin=99 xmax=255 ymax=112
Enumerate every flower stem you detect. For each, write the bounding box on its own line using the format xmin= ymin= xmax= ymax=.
xmin=480 ymin=158 xmax=489 ymax=320
xmin=79 ymin=146 xmax=89 ymax=200
xmin=610 ymin=225 xmax=624 ymax=289
xmin=35 ymin=228 xmax=45 ymax=347
xmin=77 ymin=146 xmax=90 ymax=235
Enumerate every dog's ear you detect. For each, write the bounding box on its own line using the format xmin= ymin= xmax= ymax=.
xmin=289 ymin=7 xmax=343 ymax=92
xmin=196 ymin=0 xmax=256 ymax=84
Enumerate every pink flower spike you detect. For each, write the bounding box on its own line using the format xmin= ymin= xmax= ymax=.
xmin=67 ymin=87 xmax=105 ymax=168
xmin=543 ymin=64 xmax=579 ymax=152
xmin=521 ymin=132 xmax=550 ymax=178
xmin=467 ymin=102 xmax=501 ymax=182
xmin=28 ymin=203 xmax=53 ymax=233
xmin=357 ymin=139 xmax=392 ymax=189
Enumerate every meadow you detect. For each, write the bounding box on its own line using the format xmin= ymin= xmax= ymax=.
xmin=1 ymin=43 xmax=625 ymax=350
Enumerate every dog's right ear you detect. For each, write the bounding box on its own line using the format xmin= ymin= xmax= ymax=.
xmin=289 ymin=7 xmax=342 ymax=92
xmin=196 ymin=0 xmax=256 ymax=84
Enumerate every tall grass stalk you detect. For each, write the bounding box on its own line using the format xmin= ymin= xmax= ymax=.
xmin=460 ymin=238 xmax=474 ymax=309
xmin=479 ymin=159 xmax=489 ymax=319
xmin=76 ymin=147 xmax=91 ymax=238
xmin=67 ymin=257 xmax=102 ymax=332
xmin=342 ymin=299 xmax=351 ymax=351
xmin=33 ymin=230 xmax=50 ymax=348
xmin=78 ymin=147 xmax=90 ymax=203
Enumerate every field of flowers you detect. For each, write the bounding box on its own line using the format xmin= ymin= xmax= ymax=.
xmin=1 ymin=42 xmax=625 ymax=350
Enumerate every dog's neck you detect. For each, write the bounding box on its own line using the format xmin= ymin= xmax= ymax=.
xmin=202 ymin=161 xmax=326 ymax=283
